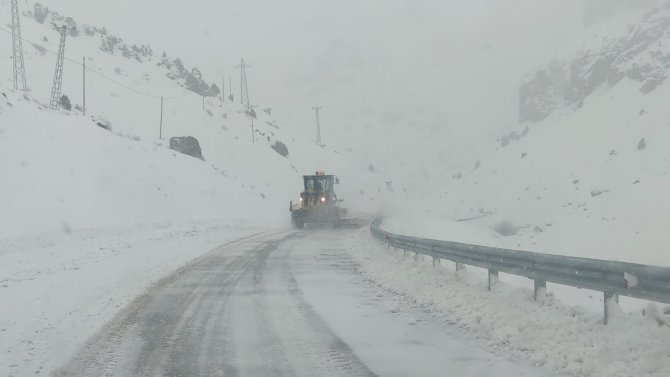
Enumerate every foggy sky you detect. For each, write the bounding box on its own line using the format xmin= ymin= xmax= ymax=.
xmin=33 ymin=0 xmax=586 ymax=159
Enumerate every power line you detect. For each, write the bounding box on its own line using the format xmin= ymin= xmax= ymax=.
xmin=0 ymin=25 xmax=191 ymax=100
xmin=1 ymin=22 xmax=225 ymax=141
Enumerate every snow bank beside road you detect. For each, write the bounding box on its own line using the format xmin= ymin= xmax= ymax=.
xmin=345 ymin=228 xmax=670 ymax=377
xmin=0 ymin=220 xmax=267 ymax=377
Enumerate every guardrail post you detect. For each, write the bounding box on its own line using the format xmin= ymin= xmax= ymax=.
xmin=432 ymin=257 xmax=441 ymax=267
xmin=603 ymin=292 xmax=619 ymax=325
xmin=533 ymin=280 xmax=546 ymax=301
xmin=488 ymin=270 xmax=498 ymax=291
xmin=403 ymin=249 xmax=408 ymax=257
xmin=371 ymin=217 xmax=670 ymax=317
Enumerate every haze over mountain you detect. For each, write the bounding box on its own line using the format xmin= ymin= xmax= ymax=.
xmin=3 ymin=2 xmax=670 ymax=376
xmin=4 ymin=0 xmax=670 ymax=260
xmin=33 ymin=0 xmax=584 ymax=157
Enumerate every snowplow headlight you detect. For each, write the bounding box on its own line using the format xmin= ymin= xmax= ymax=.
xmin=321 ymin=197 xmax=326 ymax=202
xmin=299 ymin=197 xmax=303 ymax=201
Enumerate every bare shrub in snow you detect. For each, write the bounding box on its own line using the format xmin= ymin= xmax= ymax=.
xmin=591 ymin=189 xmax=610 ymax=197
xmin=31 ymin=44 xmax=47 ymax=56
xmin=33 ymin=4 xmax=49 ymax=24
xmin=59 ymin=95 xmax=72 ymax=111
xmin=638 ymin=138 xmax=646 ymax=150
xmin=493 ymin=220 xmax=521 ymax=236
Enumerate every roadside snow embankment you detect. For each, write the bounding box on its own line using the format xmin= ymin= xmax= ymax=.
xmin=345 ymin=228 xmax=670 ymax=377
xmin=0 ymin=220 xmax=266 ymax=376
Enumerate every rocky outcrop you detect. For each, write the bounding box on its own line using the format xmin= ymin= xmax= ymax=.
xmin=169 ymin=136 xmax=204 ymax=161
xmin=520 ymin=5 xmax=670 ymax=123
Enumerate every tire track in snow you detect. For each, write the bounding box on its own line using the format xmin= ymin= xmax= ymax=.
xmin=52 ymin=229 xmax=375 ymax=377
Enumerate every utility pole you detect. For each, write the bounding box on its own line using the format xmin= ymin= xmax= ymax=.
xmin=202 ymin=95 xmax=205 ymax=111
xmin=228 ymin=76 xmax=234 ymax=102
xmin=234 ymin=58 xmax=251 ymax=111
xmin=159 ymin=96 xmax=164 ymax=139
xmin=82 ymin=56 xmax=86 ymax=116
xmin=313 ymin=106 xmax=323 ymax=146
xmin=251 ymin=117 xmax=254 ymax=144
xmin=249 ymin=105 xmax=258 ymax=143
xmin=49 ymin=26 xmax=67 ymax=110
xmin=11 ymin=0 xmax=28 ymax=91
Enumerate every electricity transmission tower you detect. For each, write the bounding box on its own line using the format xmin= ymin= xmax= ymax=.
xmin=234 ymin=58 xmax=251 ymax=110
xmin=313 ymin=106 xmax=323 ymax=146
xmin=11 ymin=0 xmax=28 ymax=91
xmin=49 ymin=26 xmax=67 ymax=110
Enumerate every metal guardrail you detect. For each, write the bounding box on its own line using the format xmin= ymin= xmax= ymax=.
xmin=370 ymin=217 xmax=670 ymax=324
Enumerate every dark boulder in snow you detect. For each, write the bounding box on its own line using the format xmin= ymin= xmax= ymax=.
xmin=271 ymin=140 xmax=289 ymax=157
xmin=169 ymin=136 xmax=204 ymax=161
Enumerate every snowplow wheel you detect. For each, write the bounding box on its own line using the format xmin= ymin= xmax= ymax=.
xmin=293 ymin=221 xmax=304 ymax=229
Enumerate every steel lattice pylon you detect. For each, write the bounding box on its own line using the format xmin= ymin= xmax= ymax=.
xmin=50 ymin=26 xmax=67 ymax=110
xmin=11 ymin=0 xmax=28 ymax=91
xmin=234 ymin=58 xmax=251 ymax=110
xmin=313 ymin=106 xmax=322 ymax=145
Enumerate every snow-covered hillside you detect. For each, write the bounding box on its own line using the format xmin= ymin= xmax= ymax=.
xmin=388 ymin=2 xmax=670 ymax=267
xmin=4 ymin=1 xmax=670 ymax=265
xmin=24 ymin=0 xmax=591 ymax=209
xmin=0 ymin=4 xmax=398 ymax=238
xmin=2 ymin=2 xmax=669 ymax=376
xmin=0 ymin=91 xmax=272 ymax=238
xmin=0 ymin=6 xmax=388 ymax=374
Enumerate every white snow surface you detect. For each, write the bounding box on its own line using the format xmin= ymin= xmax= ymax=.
xmin=0 ymin=220 xmax=266 ymax=376
xmin=3 ymin=0 xmax=669 ymax=265
xmin=0 ymin=6 xmax=387 ymax=240
xmin=0 ymin=93 xmax=279 ymax=238
xmin=345 ymin=228 xmax=670 ymax=377
xmin=290 ymin=230 xmax=553 ymax=377
xmin=0 ymin=2 xmax=669 ymax=376
xmin=383 ymin=75 xmax=670 ymax=267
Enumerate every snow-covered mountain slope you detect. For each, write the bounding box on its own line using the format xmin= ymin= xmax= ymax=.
xmin=0 ymin=91 xmax=274 ymax=238
xmin=24 ymin=0 xmax=589 ymax=201
xmin=4 ymin=0 xmax=670 ymax=269
xmin=391 ymin=3 xmax=670 ymax=267
xmin=0 ymin=4 xmax=399 ymax=238
xmin=520 ymin=2 xmax=670 ymax=123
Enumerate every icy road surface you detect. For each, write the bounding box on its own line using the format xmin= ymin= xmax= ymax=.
xmin=54 ymin=229 xmax=550 ymax=377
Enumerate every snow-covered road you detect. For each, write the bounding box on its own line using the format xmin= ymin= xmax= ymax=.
xmin=52 ymin=228 xmax=549 ymax=377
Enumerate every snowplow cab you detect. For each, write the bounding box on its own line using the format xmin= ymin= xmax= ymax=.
xmin=289 ymin=171 xmax=342 ymax=228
